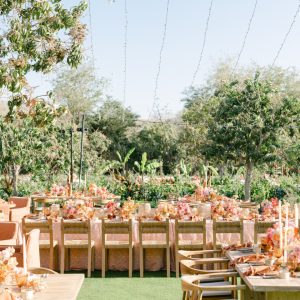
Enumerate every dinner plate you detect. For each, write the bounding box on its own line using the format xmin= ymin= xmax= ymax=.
xmin=262 ymin=274 xmax=278 ymax=279
xmin=238 ymin=248 xmax=253 ymax=253
xmin=248 ymin=261 xmax=265 ymax=266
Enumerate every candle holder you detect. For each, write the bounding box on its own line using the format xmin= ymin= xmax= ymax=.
xmin=279 ymin=262 xmax=290 ymax=280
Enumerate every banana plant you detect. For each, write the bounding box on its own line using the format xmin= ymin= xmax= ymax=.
xmin=199 ymin=164 xmax=218 ymax=186
xmin=113 ymin=147 xmax=135 ymax=176
xmin=178 ymin=159 xmax=192 ymax=177
xmin=134 ymin=152 xmax=161 ymax=181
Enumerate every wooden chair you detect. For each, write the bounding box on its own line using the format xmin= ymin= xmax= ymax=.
xmin=9 ymin=197 xmax=31 ymax=222
xmin=23 ymin=229 xmax=40 ymax=269
xmin=254 ymin=220 xmax=276 ymax=243
xmin=28 ymin=267 xmax=58 ymax=275
xmin=0 ymin=222 xmax=19 ymax=246
xmin=181 ymin=272 xmax=245 ymax=300
xmin=60 ymin=219 xmax=95 ymax=277
xmin=180 ymin=259 xmax=234 ymax=276
xmin=22 ymin=217 xmax=58 ymax=270
xmin=175 ymin=219 xmax=207 ymax=277
xmin=139 ymin=219 xmax=170 ymax=277
xmin=101 ymin=219 xmax=133 ymax=278
xmin=0 ymin=202 xmax=10 ymax=221
xmin=212 ymin=220 xmax=244 ymax=250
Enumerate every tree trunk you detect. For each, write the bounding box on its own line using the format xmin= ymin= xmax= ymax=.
xmin=244 ymin=160 xmax=254 ymax=201
xmin=12 ymin=165 xmax=20 ymax=196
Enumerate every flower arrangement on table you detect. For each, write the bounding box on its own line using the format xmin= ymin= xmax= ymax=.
xmin=87 ymin=184 xmax=118 ymax=200
xmin=154 ymin=202 xmax=176 ymax=221
xmin=61 ymin=200 xmax=95 ymax=220
xmin=211 ymin=198 xmax=243 ymax=220
xmin=176 ymin=202 xmax=192 ymax=220
xmin=49 ymin=184 xmax=68 ymax=196
xmin=0 ymin=247 xmax=18 ymax=283
xmin=120 ymin=199 xmax=139 ymax=220
xmin=105 ymin=201 xmax=121 ymax=220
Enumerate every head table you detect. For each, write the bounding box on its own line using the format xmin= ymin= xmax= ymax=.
xmin=18 ymin=219 xmax=255 ymax=272
xmin=227 ymin=250 xmax=300 ymax=300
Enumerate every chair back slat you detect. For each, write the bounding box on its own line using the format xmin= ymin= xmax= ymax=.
xmin=102 ymin=220 xmax=132 ymax=235
xmin=139 ymin=220 xmax=169 ymax=234
xmin=61 ymin=220 xmax=90 ymax=234
xmin=22 ymin=218 xmax=52 ymax=234
xmin=213 ymin=220 xmax=244 ymax=249
xmin=254 ymin=220 xmax=276 ymax=243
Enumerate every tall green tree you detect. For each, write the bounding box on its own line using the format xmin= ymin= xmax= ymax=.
xmin=203 ymin=74 xmax=300 ymax=200
xmin=88 ymin=99 xmax=138 ymax=158
xmin=0 ymin=0 xmax=87 ymax=94
xmin=52 ymin=61 xmax=107 ymax=121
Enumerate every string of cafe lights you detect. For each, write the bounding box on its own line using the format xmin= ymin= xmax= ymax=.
xmin=87 ymin=0 xmax=95 ymax=68
xmin=150 ymin=0 xmax=171 ymax=120
xmin=191 ymin=0 xmax=214 ymax=87
xmin=232 ymin=0 xmax=258 ymax=75
xmin=123 ymin=0 xmax=128 ymax=106
xmin=271 ymin=0 xmax=300 ymax=67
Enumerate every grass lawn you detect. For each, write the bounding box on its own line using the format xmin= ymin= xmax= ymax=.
xmin=75 ymin=271 xmax=181 ymax=300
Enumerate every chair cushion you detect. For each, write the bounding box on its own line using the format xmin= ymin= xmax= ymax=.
xmin=200 ymin=281 xmax=232 ymax=297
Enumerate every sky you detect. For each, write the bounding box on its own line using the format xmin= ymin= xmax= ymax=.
xmin=27 ymin=0 xmax=300 ymax=119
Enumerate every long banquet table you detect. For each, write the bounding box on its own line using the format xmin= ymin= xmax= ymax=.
xmin=227 ymin=250 xmax=300 ymax=300
xmin=35 ymin=219 xmax=255 ymax=272
xmin=7 ymin=274 xmax=84 ymax=300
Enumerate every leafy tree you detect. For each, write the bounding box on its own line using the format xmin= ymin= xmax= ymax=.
xmin=203 ymin=73 xmax=300 ymax=200
xmin=0 ymin=0 xmax=87 ymax=94
xmin=52 ymin=61 xmax=107 ymax=121
xmin=133 ymin=122 xmax=182 ymax=174
xmin=0 ymin=98 xmax=68 ymax=195
xmin=88 ymin=100 xmax=138 ymax=158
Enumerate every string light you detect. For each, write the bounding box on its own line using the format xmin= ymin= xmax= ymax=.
xmin=232 ymin=0 xmax=258 ymax=75
xmin=150 ymin=0 xmax=171 ymax=120
xmin=191 ymin=0 xmax=214 ymax=86
xmin=87 ymin=0 xmax=95 ymax=67
xmin=271 ymin=0 xmax=300 ymax=67
xmin=123 ymin=0 xmax=128 ymax=106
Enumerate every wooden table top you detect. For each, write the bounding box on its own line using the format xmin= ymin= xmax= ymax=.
xmin=9 ymin=274 xmax=84 ymax=300
xmin=227 ymin=249 xmax=300 ymax=292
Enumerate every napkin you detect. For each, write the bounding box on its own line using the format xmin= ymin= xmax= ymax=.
xmin=243 ymin=265 xmax=279 ymax=276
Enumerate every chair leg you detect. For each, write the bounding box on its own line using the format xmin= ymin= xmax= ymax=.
xmin=105 ymin=249 xmax=109 ymax=271
xmin=49 ymin=247 xmax=54 ymax=270
xmin=166 ymin=247 xmax=170 ymax=278
xmin=102 ymin=247 xmax=106 ymax=278
xmin=175 ymin=250 xmax=179 ymax=278
xmin=140 ymin=247 xmax=144 ymax=278
xmin=87 ymin=247 xmax=92 ymax=278
xmin=129 ymin=246 xmax=133 ymax=278
xmin=91 ymin=247 xmax=95 ymax=272
xmin=60 ymin=247 xmax=65 ymax=274
xmin=66 ymin=248 xmax=70 ymax=271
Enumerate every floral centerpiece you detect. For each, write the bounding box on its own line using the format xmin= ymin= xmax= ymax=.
xmin=176 ymin=202 xmax=191 ymax=220
xmin=62 ymin=200 xmax=95 ymax=220
xmin=0 ymin=247 xmax=18 ymax=283
xmin=88 ymin=184 xmax=118 ymax=201
xmin=211 ymin=198 xmax=242 ymax=220
xmin=105 ymin=201 xmax=120 ymax=219
xmin=154 ymin=202 xmax=176 ymax=220
xmin=120 ymin=199 xmax=139 ymax=220
xmin=50 ymin=184 xmax=67 ymax=196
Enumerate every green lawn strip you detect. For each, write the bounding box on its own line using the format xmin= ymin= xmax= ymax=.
xmin=72 ymin=271 xmax=181 ymax=300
